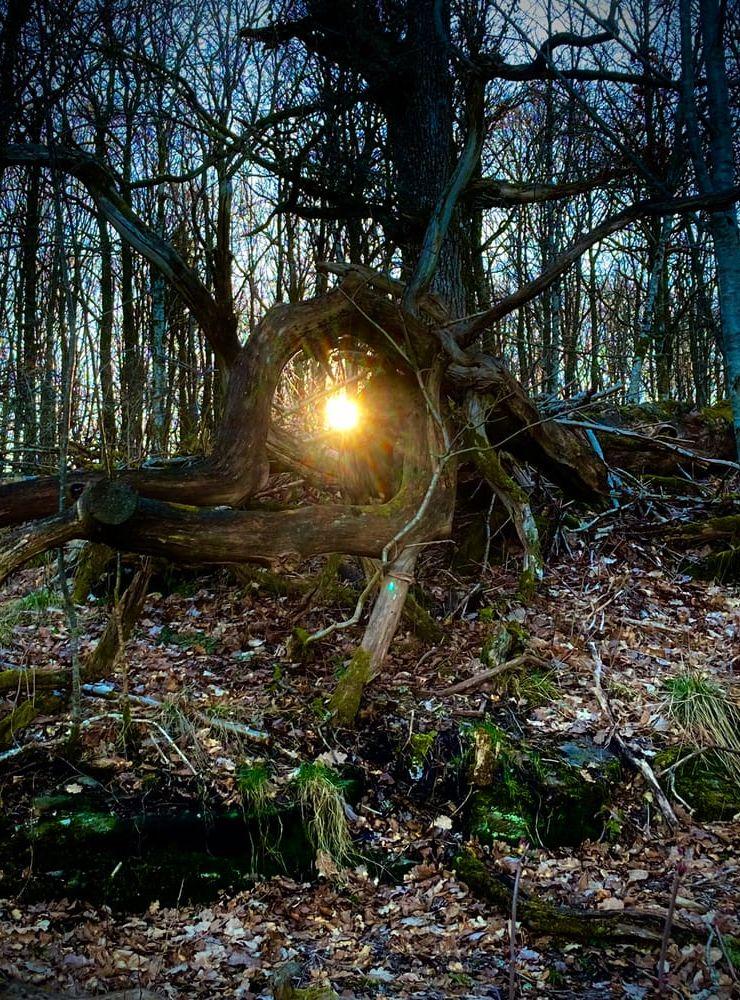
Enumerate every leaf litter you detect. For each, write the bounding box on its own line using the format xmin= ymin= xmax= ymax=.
xmin=0 ymin=495 xmax=739 ymax=998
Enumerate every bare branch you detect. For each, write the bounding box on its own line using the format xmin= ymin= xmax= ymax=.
xmin=467 ymin=168 xmax=628 ymax=208
xmin=450 ymin=186 xmax=740 ymax=343
xmin=1 ymin=142 xmax=241 ymax=366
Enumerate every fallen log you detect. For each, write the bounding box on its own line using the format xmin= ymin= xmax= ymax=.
xmin=456 ymin=848 xmax=687 ymax=943
xmin=666 ymin=512 xmax=740 ymax=545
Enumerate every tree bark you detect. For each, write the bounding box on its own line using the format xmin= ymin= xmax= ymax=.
xmin=329 ymin=548 xmax=418 ymax=726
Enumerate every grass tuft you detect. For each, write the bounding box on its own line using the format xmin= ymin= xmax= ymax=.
xmin=237 ymin=761 xmax=274 ymax=815
xmin=662 ymin=671 xmax=740 ymax=786
xmin=294 ymin=761 xmax=353 ymax=868
xmin=0 ymin=589 xmax=55 ymax=644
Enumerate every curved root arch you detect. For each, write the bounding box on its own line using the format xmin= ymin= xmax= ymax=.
xmin=0 ymin=273 xmax=430 ymax=527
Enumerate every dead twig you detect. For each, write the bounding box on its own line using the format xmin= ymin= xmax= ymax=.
xmin=509 ymin=850 xmax=526 ymax=1000
xmin=658 ymin=851 xmax=690 ymax=995
xmin=590 ymin=642 xmax=679 ymax=828
xmin=438 ymin=653 xmax=549 ymax=696
xmin=81 ymin=683 xmax=270 ymax=743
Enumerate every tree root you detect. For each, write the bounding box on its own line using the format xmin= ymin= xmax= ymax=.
xmin=0 ymin=567 xmax=150 ymax=747
xmin=329 ymin=548 xmax=418 ymax=726
xmin=465 ymin=394 xmax=544 ymax=593
xmin=455 ymin=848 xmax=671 ymax=943
xmin=438 ymin=653 xmax=547 ymax=696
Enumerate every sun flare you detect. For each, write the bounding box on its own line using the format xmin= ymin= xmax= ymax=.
xmin=325 ymin=391 xmax=360 ymax=432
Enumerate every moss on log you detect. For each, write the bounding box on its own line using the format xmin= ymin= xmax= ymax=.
xmin=0 ymin=699 xmax=39 ymax=749
xmin=401 ymin=591 xmax=442 ymax=642
xmin=655 ymin=747 xmax=740 ymax=820
xmin=454 ymin=849 xmax=663 ymax=942
xmin=466 ymin=726 xmax=620 ymax=848
xmin=72 ymin=542 xmax=115 ymax=603
xmin=328 ymin=649 xmax=373 ymax=726
xmin=670 ymin=513 xmax=740 ymax=545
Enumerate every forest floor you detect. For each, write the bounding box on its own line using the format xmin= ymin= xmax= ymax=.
xmin=0 ymin=485 xmax=739 ymax=999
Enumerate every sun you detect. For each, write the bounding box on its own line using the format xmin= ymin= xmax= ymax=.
xmin=325 ymin=391 xmax=360 ymax=432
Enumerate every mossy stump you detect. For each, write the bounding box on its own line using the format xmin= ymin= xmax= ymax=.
xmin=467 ymin=726 xmax=621 ymax=847
xmin=655 ymin=747 xmax=740 ymax=821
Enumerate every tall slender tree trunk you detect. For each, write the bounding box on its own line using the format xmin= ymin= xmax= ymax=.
xmin=681 ymin=0 xmax=740 ymax=456
xmin=19 ymin=163 xmax=41 ymax=469
xmin=627 ymin=216 xmax=673 ymax=403
xmin=38 ymin=257 xmax=58 ymax=460
xmin=0 ymin=261 xmax=12 ymax=470
xmin=588 ymin=267 xmax=600 ymax=390
xmin=149 ymin=125 xmax=169 ymax=456
xmin=98 ymin=210 xmax=116 ymax=451
xmin=654 ymin=254 xmax=673 ymax=399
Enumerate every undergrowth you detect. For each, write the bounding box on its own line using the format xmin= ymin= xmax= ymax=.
xmin=662 ymin=671 xmax=740 ymax=785
xmin=0 ymin=589 xmax=55 ymax=644
xmin=491 ymin=667 xmax=557 ymax=706
xmin=157 ymin=625 xmax=219 ymax=653
xmin=294 ymin=761 xmax=353 ymax=867
xmin=237 ymin=761 xmax=274 ymax=815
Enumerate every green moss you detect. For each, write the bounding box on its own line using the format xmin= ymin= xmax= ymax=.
xmin=469 ymin=795 xmax=529 ymax=844
xmin=619 ymin=400 xmax=687 ymax=423
xmin=700 ymin=400 xmax=732 ymax=423
xmin=0 ymin=700 xmax=39 ymax=749
xmin=310 ymin=696 xmax=331 ymax=720
xmin=32 ymin=809 xmax=120 ymax=842
xmin=642 ymin=474 xmax=707 ymax=494
xmin=288 ymin=627 xmax=313 ymax=661
xmin=603 ymin=810 xmax=625 ymax=843
xmin=686 ymin=515 xmax=740 ymax=544
xmin=7 ymin=800 xmax=317 ymax=908
xmin=654 ymin=747 xmax=740 ymax=821
xmin=466 ymin=729 xmax=621 ymax=847
xmin=312 ymin=554 xmax=355 ymax=607
xmin=232 ymin=564 xmax=300 ymax=597
xmin=328 ymin=648 xmax=373 ymax=726
xmin=518 ymin=566 xmax=539 ymax=601
xmin=72 ymin=543 xmax=115 ymax=603
xmin=403 ymin=592 xmax=442 ymax=642
xmin=410 ymin=731 xmax=437 ymax=766
xmin=448 ymin=972 xmax=473 ymax=988
xmin=481 ymin=620 xmax=527 ymax=668
xmin=454 ymin=848 xmax=647 ymax=941
xmin=157 ymin=625 xmax=219 ymax=654
xmin=725 ymin=937 xmax=740 ymax=969
xmin=689 ymin=546 xmax=740 ymax=582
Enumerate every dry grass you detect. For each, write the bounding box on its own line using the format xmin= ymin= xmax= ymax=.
xmin=294 ymin=761 xmax=353 ymax=868
xmin=662 ymin=671 xmax=740 ymax=786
